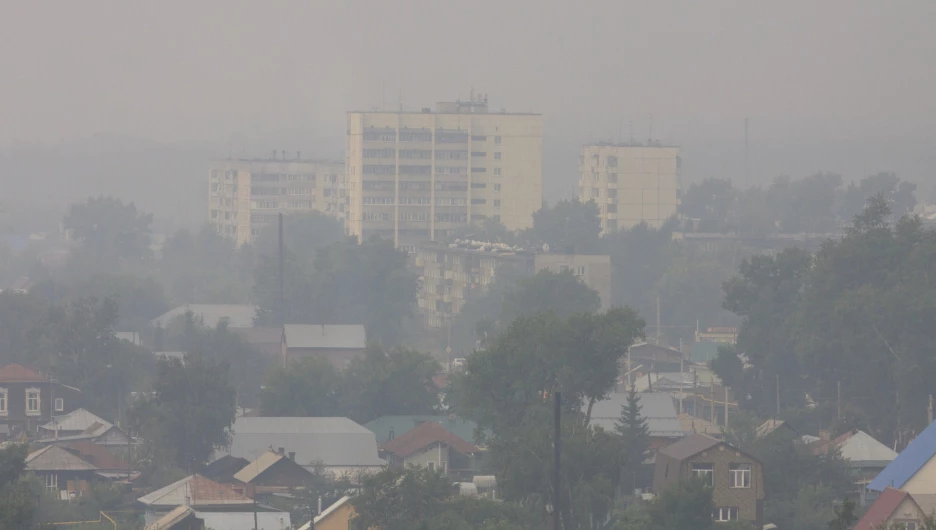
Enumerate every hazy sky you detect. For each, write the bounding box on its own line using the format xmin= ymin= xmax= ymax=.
xmin=2 ymin=0 xmax=935 ymax=211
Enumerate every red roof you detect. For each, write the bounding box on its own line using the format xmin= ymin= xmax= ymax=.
xmin=379 ymin=421 xmax=480 ymax=459
xmin=854 ymin=488 xmax=912 ymax=530
xmin=61 ymin=441 xmax=129 ymax=472
xmin=0 ymin=364 xmax=48 ymax=383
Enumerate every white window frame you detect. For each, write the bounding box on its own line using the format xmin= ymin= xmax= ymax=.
xmin=729 ymin=463 xmax=751 ymax=488
xmin=691 ymin=463 xmax=714 ymax=486
xmin=54 ymin=397 xmax=64 ymax=412
xmin=46 ymin=473 xmax=58 ymax=492
xmin=713 ymin=507 xmax=738 ymax=522
xmin=0 ymin=387 xmax=7 ymax=416
xmin=25 ymin=387 xmax=40 ymax=416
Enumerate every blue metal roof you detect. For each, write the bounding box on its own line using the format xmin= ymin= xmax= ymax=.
xmin=868 ymin=422 xmax=936 ymax=492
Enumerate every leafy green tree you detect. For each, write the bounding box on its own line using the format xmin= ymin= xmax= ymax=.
xmin=645 ymin=477 xmax=714 ymax=530
xmin=840 ymin=172 xmax=917 ymax=221
xmin=827 ymin=498 xmax=857 ymax=530
xmin=33 ymin=273 xmax=169 ymax=330
xmin=260 ymin=357 xmax=343 ymax=417
xmin=254 ymin=236 xmax=417 ymax=345
xmin=344 ymin=344 xmax=441 ymax=424
xmin=0 ymin=444 xmax=36 ymax=529
xmin=0 ymin=290 xmax=48 ymax=365
xmin=63 ymin=196 xmax=153 ymax=273
xmin=128 ymin=354 xmax=236 ymax=472
xmin=501 ymin=269 xmax=601 ymax=325
xmin=526 ymin=199 xmax=603 ymax=254
xmin=159 ymin=225 xmax=254 ymax=304
xmin=351 ymin=466 xmax=457 ymax=530
xmin=615 ymin=385 xmax=651 ymax=495
xmin=680 ymin=178 xmax=737 ymax=232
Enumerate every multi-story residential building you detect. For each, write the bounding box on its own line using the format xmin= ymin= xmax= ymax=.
xmin=653 ymin=433 xmax=765 ymax=525
xmin=578 ymin=142 xmax=681 ymax=233
xmin=346 ymin=97 xmax=543 ymax=252
xmin=416 ymin=240 xmax=611 ymax=328
xmin=208 ymin=156 xmax=346 ymax=246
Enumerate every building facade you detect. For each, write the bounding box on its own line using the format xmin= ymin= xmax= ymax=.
xmin=208 ymin=157 xmax=346 ymax=246
xmin=416 ymin=240 xmax=611 ymax=328
xmin=346 ymin=98 xmax=543 ymax=252
xmin=578 ymin=143 xmax=681 ymax=233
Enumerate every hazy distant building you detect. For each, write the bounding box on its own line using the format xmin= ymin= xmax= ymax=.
xmin=208 ymin=157 xmax=346 ymax=246
xmin=578 ymin=143 xmax=681 ymax=233
xmin=416 ymin=240 xmax=610 ymax=328
xmin=346 ymin=96 xmax=543 ymax=252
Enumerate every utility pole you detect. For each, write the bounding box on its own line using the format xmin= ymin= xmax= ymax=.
xmin=655 ymin=296 xmax=661 ymax=345
xmin=776 ymin=374 xmax=780 ymax=417
xmin=744 ymin=117 xmax=749 ymax=187
xmin=278 ymin=213 xmax=286 ymax=368
xmin=837 ymin=381 xmax=842 ymax=421
xmin=553 ymin=392 xmax=561 ymax=530
xmin=725 ymin=385 xmax=729 ymax=428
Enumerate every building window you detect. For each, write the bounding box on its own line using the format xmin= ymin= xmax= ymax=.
xmin=608 ymin=173 xmax=618 ymax=183
xmin=494 ymin=184 xmax=501 ymax=192
xmin=427 ymin=461 xmax=435 ymax=471
xmin=607 ymin=189 xmax=617 ymax=198
xmin=577 ymin=266 xmax=585 ymax=275
xmin=26 ymin=388 xmax=40 ymax=415
xmin=592 ymin=188 xmax=600 ymax=198
xmin=607 ymin=156 xmax=618 ymax=167
xmin=493 ymin=168 xmax=501 ymax=177
xmin=494 ymin=152 xmax=502 ymax=160
xmin=0 ymin=388 xmax=6 ymax=415
xmin=691 ymin=463 xmax=714 ymax=486
xmin=55 ymin=398 xmax=64 ymax=412
xmin=493 ymin=200 xmax=501 ymax=208
xmin=713 ymin=507 xmax=738 ymax=522
xmin=729 ymin=463 xmax=751 ymax=488
xmin=46 ymin=473 xmax=58 ymax=492
xmin=494 ymin=136 xmax=502 ymax=145
xmin=607 ymin=204 xmax=617 ymax=214
xmin=593 ymin=173 xmax=599 ymax=182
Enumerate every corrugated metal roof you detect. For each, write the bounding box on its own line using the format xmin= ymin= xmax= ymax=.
xmin=378 ymin=421 xmax=480 ymax=458
xmin=137 ymin=474 xmax=254 ymax=507
xmin=837 ymin=430 xmax=898 ymax=465
xmin=196 ymin=511 xmax=291 ymax=530
xmin=150 ymin=304 xmax=257 ymax=329
xmin=854 ymin=487 xmax=912 ymax=530
xmin=225 ymin=417 xmax=383 ymax=467
xmin=869 ymin=421 xmax=936 ymax=492
xmin=588 ymin=393 xmax=685 ymax=438
xmin=26 ymin=445 xmax=97 ymax=472
xmin=283 ymin=324 xmax=366 ymax=349
xmin=233 ymin=450 xmax=284 ymax=484
xmin=657 ymin=433 xmax=721 ymax=461
xmin=42 ymin=408 xmax=110 ymax=433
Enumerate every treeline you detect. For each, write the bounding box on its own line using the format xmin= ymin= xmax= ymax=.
xmin=713 ymin=194 xmax=936 ymax=447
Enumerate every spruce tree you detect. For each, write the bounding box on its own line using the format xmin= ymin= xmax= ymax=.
xmin=615 ymin=385 xmax=651 ymax=495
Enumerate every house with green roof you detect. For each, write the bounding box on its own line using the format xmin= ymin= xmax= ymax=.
xmin=364 ymin=415 xmax=483 ymax=446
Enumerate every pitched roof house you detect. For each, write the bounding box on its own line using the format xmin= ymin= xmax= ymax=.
xmin=150 ymin=304 xmax=257 ymax=329
xmin=233 ymin=450 xmax=313 ymax=493
xmin=201 ymin=455 xmax=250 ymax=484
xmin=653 ymin=434 xmax=765 ymax=525
xmin=854 ymin=487 xmax=925 ymax=530
xmin=282 ymin=324 xmax=367 ymax=368
xmin=364 ymin=415 xmax=481 ymax=445
xmin=223 ymin=417 xmax=384 ymax=478
xmin=144 ymin=505 xmax=204 ymax=530
xmin=138 ymin=474 xmax=287 ymax=528
xmin=869 ymin=421 xmax=936 ymax=495
xmin=0 ymin=364 xmax=83 ymax=435
xmin=40 ymin=408 xmax=108 ymax=437
xmin=378 ymin=421 xmax=481 ymax=479
xmin=26 ymin=445 xmax=98 ymax=499
xmin=297 ymin=496 xmax=354 ymax=530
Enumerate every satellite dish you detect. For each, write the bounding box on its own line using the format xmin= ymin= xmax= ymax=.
xmin=542 ymin=243 xmax=550 ymax=253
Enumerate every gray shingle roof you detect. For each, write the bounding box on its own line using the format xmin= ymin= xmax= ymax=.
xmin=26 ymin=445 xmax=97 ymax=472
xmin=224 ymin=417 xmax=383 ymax=468
xmin=588 ymin=392 xmax=685 ymax=438
xmin=41 ymin=408 xmax=110 ymax=433
xmin=658 ymin=433 xmax=721 ymax=460
xmin=150 ymin=304 xmax=257 ymax=329
xmin=283 ymin=325 xmax=366 ymax=349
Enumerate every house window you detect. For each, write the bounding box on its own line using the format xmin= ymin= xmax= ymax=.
xmin=577 ymin=266 xmax=585 ymax=275
xmin=26 ymin=388 xmax=40 ymax=415
xmin=427 ymin=462 xmax=435 ymax=471
xmin=0 ymin=388 xmax=6 ymax=415
xmin=55 ymin=398 xmax=64 ymax=412
xmin=729 ymin=463 xmax=751 ymax=488
xmin=713 ymin=507 xmax=738 ymax=522
xmin=904 ymin=523 xmax=918 ymax=530
xmin=691 ymin=463 xmax=714 ymax=486
xmin=46 ymin=473 xmax=58 ymax=492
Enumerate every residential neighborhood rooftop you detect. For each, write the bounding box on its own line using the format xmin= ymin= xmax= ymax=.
xmin=137 ymin=474 xmax=254 ymax=508
xmin=0 ymin=363 xmax=48 ymax=383
xmin=588 ymin=392 xmax=684 ymax=438
xmin=26 ymin=445 xmax=97 ymax=472
xmin=868 ymin=421 xmax=936 ymax=492
xmin=657 ymin=433 xmax=722 ymax=461
xmin=853 ymin=487 xmax=913 ymax=530
xmin=42 ymin=408 xmax=109 ymax=433
xmin=150 ymin=304 xmax=257 ymax=329
xmin=379 ymin=421 xmax=480 ymax=458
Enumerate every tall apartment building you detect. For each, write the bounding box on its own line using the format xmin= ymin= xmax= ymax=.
xmin=346 ymin=97 xmax=543 ymax=252
xmin=578 ymin=143 xmax=681 ymax=233
xmin=416 ymin=240 xmax=611 ymax=328
xmin=208 ymin=157 xmax=346 ymax=246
